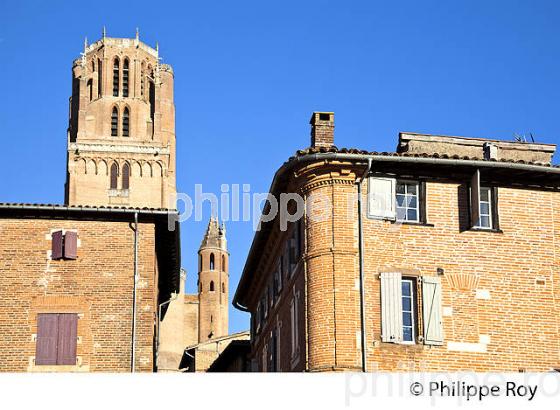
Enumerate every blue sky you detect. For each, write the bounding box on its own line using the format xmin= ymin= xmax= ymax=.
xmin=0 ymin=0 xmax=559 ymax=333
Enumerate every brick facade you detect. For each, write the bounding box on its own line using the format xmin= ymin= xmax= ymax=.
xmin=0 ymin=208 xmax=180 ymax=372
xmin=234 ymin=112 xmax=560 ymax=372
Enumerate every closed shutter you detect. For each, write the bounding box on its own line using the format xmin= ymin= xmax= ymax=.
xmin=422 ymin=276 xmax=444 ymax=345
xmin=380 ymin=272 xmax=403 ymax=343
xmin=51 ymin=231 xmax=63 ymax=260
xmin=470 ymin=169 xmax=480 ymax=226
xmin=57 ymin=314 xmax=78 ymax=365
xmin=368 ymin=177 xmax=396 ymax=219
xmin=64 ymin=231 xmax=78 ymax=260
xmin=36 ymin=314 xmax=59 ymax=365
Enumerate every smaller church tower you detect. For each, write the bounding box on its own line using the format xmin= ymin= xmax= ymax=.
xmin=197 ymin=217 xmax=229 ymax=342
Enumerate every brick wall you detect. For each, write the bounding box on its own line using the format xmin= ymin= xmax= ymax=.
xmin=242 ymin=160 xmax=560 ymax=372
xmin=0 ymin=218 xmax=158 ymax=372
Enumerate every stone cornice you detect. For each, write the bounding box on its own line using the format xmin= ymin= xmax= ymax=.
xmin=69 ymin=142 xmax=170 ymax=156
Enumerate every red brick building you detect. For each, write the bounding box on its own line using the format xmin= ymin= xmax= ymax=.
xmin=233 ymin=112 xmax=560 ymax=372
xmin=0 ymin=204 xmax=180 ymax=372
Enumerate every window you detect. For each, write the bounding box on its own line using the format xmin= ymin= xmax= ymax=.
xmin=122 ymin=58 xmax=129 ymax=97
xmin=470 ymin=170 xmax=499 ymax=230
xmin=222 ymin=254 xmax=226 ymax=272
xmin=111 ymin=107 xmax=118 ymax=136
xmin=97 ymin=59 xmax=102 ymax=97
xmin=475 ymin=187 xmax=492 ymax=229
xmin=122 ymin=107 xmax=130 ymax=137
xmin=35 ymin=313 xmax=78 ymax=365
xmin=396 ymin=181 xmax=419 ymax=222
xmin=287 ymin=224 xmax=301 ymax=276
xmin=110 ymin=163 xmax=118 ymax=189
xmin=210 ymin=253 xmax=215 ymax=270
xmin=255 ymin=301 xmax=263 ymax=334
xmin=369 ymin=177 xmax=426 ymax=222
xmin=121 ymin=163 xmax=130 ymax=190
xmin=290 ymin=292 xmax=300 ymax=360
xmin=222 ymin=282 xmax=225 ymax=293
xmin=273 ymin=262 xmax=282 ymax=297
xmin=112 ymin=58 xmax=119 ymax=96
xmin=380 ymin=272 xmax=443 ymax=345
xmin=209 ymin=281 xmax=215 ymax=292
xmin=87 ymin=79 xmax=93 ymax=102
xmin=51 ymin=231 xmax=78 ymax=260
xmin=140 ymin=62 xmax=145 ymax=97
xmin=268 ymin=281 xmax=274 ymax=307
xmin=401 ymin=279 xmax=416 ymax=343
xmin=268 ymin=329 xmax=279 ymax=372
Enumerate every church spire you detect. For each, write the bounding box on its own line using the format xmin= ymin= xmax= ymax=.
xmin=200 ymin=217 xmax=227 ymax=251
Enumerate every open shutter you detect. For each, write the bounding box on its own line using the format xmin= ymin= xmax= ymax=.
xmin=380 ymin=272 xmax=403 ymax=343
xmin=368 ymin=177 xmax=396 ymax=219
xmin=422 ymin=276 xmax=443 ymax=345
xmin=57 ymin=314 xmax=78 ymax=365
xmin=64 ymin=231 xmax=78 ymax=260
xmin=36 ymin=314 xmax=59 ymax=365
xmin=470 ymin=169 xmax=480 ymax=226
xmin=51 ymin=231 xmax=63 ymax=260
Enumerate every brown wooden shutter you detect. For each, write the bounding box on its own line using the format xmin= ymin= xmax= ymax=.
xmin=51 ymin=231 xmax=63 ymax=260
xmin=57 ymin=314 xmax=78 ymax=365
xmin=36 ymin=314 xmax=59 ymax=365
xmin=64 ymin=231 xmax=78 ymax=260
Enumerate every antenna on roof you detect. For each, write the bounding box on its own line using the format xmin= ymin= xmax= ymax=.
xmin=530 ymin=132 xmax=535 ymax=143
xmin=514 ymin=133 xmax=527 ymax=143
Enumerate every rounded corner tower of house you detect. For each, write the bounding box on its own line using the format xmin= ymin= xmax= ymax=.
xmin=64 ymin=32 xmax=176 ymax=208
xmin=197 ymin=217 xmax=229 ymax=342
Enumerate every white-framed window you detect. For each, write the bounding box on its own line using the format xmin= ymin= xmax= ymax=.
xmin=474 ymin=187 xmax=492 ymax=229
xmin=401 ymin=279 xmax=416 ymax=344
xmin=396 ymin=181 xmax=420 ymax=222
xmin=380 ymin=272 xmax=443 ymax=346
xmin=368 ymin=177 xmax=425 ymax=223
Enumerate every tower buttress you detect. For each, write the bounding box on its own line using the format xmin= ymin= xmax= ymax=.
xmin=197 ymin=218 xmax=229 ymax=342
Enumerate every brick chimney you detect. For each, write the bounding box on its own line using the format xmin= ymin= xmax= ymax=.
xmin=310 ymin=112 xmax=334 ymax=148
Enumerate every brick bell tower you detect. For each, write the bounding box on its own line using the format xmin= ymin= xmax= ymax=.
xmin=197 ymin=217 xmax=229 ymax=342
xmin=65 ymin=29 xmax=176 ymax=208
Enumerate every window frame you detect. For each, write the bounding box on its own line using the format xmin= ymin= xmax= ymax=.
xmin=474 ymin=186 xmax=492 ymax=229
xmin=400 ymin=278 xmax=417 ymax=345
xmin=395 ymin=180 xmax=421 ymax=223
xmin=469 ymin=185 xmax=500 ymax=231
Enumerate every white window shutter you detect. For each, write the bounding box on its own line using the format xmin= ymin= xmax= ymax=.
xmin=368 ymin=177 xmax=396 ymax=220
xmin=380 ymin=272 xmax=403 ymax=343
xmin=422 ymin=276 xmax=444 ymax=345
xmin=470 ymin=169 xmax=480 ymax=225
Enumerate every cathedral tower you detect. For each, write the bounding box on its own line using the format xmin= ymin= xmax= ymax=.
xmin=197 ymin=218 xmax=229 ymax=342
xmin=65 ymin=31 xmax=176 ymax=208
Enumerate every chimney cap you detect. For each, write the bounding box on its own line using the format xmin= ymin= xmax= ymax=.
xmin=310 ymin=111 xmax=334 ymax=124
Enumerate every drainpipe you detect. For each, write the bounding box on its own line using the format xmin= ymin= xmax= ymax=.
xmin=156 ymin=287 xmax=179 ymax=371
xmin=131 ymin=212 xmax=139 ymax=373
xmin=356 ymin=158 xmax=372 ymax=373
